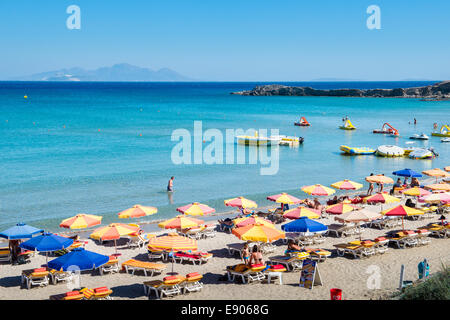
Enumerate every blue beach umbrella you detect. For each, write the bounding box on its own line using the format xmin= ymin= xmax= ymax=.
xmin=281 ymin=217 xmax=328 ymax=233
xmin=392 ymin=169 xmax=422 ymax=178
xmin=20 ymin=232 xmax=74 ymax=263
xmin=47 ymin=247 xmax=109 ymax=272
xmin=0 ymin=223 xmax=43 ymax=240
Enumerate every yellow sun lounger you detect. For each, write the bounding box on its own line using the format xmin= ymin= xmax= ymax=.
xmin=100 ymin=257 xmax=120 ymax=275
xmin=121 ymin=259 xmax=166 ymax=276
xmin=268 ymin=253 xmax=309 ymax=271
xmin=226 ymin=264 xmax=266 ymax=284
xmin=21 ymin=268 xmax=50 ymax=289
xmin=334 ymin=243 xmax=365 ymax=259
xmin=80 ymin=287 xmax=113 ymax=300
xmin=303 ymin=248 xmax=332 ymax=262
xmin=0 ymin=248 xmax=11 ymax=263
xmin=49 ymin=290 xmax=85 ymax=300
xmin=143 ymin=275 xmax=185 ymax=299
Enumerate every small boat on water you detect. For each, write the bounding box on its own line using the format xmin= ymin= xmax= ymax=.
xmin=273 ymin=135 xmax=304 ymax=146
xmin=340 ymin=145 xmax=375 ymax=155
xmin=441 ymin=138 xmax=450 ymax=143
xmin=408 ymin=148 xmax=434 ymax=160
xmin=339 ymin=119 xmax=356 ymax=130
xmin=409 ymin=133 xmax=429 ymax=140
xmin=236 ymin=131 xmax=281 ymax=146
xmin=294 ymin=117 xmax=310 ymax=126
xmin=373 ymin=123 xmax=399 ymax=136
xmin=431 ymin=125 xmax=450 ymax=137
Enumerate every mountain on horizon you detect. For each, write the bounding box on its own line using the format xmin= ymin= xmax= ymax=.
xmin=9 ymin=63 xmax=193 ymax=81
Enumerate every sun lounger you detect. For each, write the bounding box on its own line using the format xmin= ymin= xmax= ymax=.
xmin=172 ymin=251 xmax=213 ymax=265
xmin=54 ymin=240 xmax=87 ymax=256
xmin=348 ymin=240 xmax=376 ymax=257
xmin=425 ymin=224 xmax=449 ymax=238
xmin=49 ymin=269 xmax=74 ymax=284
xmin=178 ymin=226 xmax=205 ymax=240
xmin=334 ymin=243 xmax=365 ymax=259
xmin=373 ymin=237 xmax=389 ymax=254
xmin=218 ymin=220 xmax=234 ymax=233
xmin=49 ymin=290 xmax=85 ymax=300
xmin=147 ymin=247 xmax=168 ymax=261
xmin=144 ymin=276 xmax=185 ymax=299
xmin=100 ymin=257 xmax=120 ymax=275
xmin=303 ymin=248 xmax=331 ymax=262
xmin=268 ymin=253 xmax=309 ymax=271
xmin=200 ymin=224 xmax=217 ymax=239
xmin=327 ymin=224 xmax=356 ymax=237
xmin=415 ymin=229 xmax=431 ymax=245
xmin=260 ymin=242 xmax=276 ymax=254
xmin=226 ymin=264 xmax=266 ymax=284
xmin=21 ymin=268 xmax=50 ymax=289
xmin=388 ymin=231 xmax=418 ymax=248
xmin=179 ymin=272 xmax=204 ymax=293
xmin=0 ymin=248 xmax=11 ymax=263
xmin=226 ymin=243 xmax=245 ymax=258
xmin=80 ymin=287 xmax=113 ymax=300
xmin=128 ymin=233 xmax=153 ymax=249
xmin=121 ymin=259 xmax=166 ymax=276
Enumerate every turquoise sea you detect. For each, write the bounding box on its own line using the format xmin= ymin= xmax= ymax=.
xmin=0 ymin=81 xmax=449 ymax=232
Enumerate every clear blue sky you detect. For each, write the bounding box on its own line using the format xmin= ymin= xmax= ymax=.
xmin=1 ymin=0 xmax=449 ymax=81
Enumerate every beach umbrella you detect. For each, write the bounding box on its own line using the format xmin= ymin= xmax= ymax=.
xmin=401 ymin=187 xmax=432 ymax=197
xmin=19 ymin=232 xmax=74 ymax=263
xmin=331 ymin=180 xmax=363 ymax=190
xmin=365 ymin=175 xmax=394 ymax=184
xmin=47 ymin=247 xmax=109 ymax=271
xmin=267 ymin=193 xmax=303 ymax=205
xmin=118 ymin=205 xmax=157 ymax=219
xmin=60 ymin=214 xmax=103 ymax=229
xmin=335 ymin=209 xmax=381 ymax=240
xmin=176 ymin=202 xmax=215 ymax=216
xmin=418 ymin=192 xmax=450 ymax=204
xmin=422 ymin=168 xmax=450 ymax=182
xmin=224 ymin=197 xmax=258 ymax=209
xmin=232 ymin=223 xmax=285 ymax=243
xmin=281 ymin=217 xmax=328 ymax=235
xmin=392 ymin=169 xmax=422 ymax=178
xmin=158 ymin=215 xmax=204 ymax=229
xmin=301 ymin=184 xmax=336 ymax=196
xmin=90 ymin=223 xmax=140 ymax=253
xmin=147 ymin=233 xmax=198 ymax=251
xmin=381 ymin=205 xmax=424 ymax=230
xmin=233 ymin=215 xmax=275 ymax=228
xmin=0 ymin=223 xmax=43 ymax=240
xmin=283 ymin=207 xmax=321 ymax=219
xmin=445 ymin=166 xmax=450 ymax=172
xmin=424 ymin=183 xmax=450 ymax=192
xmin=363 ymin=192 xmax=400 ymax=204
xmin=325 ymin=203 xmax=361 ymax=215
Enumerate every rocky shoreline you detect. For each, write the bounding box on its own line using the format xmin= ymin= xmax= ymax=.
xmin=231 ymin=81 xmax=450 ymax=100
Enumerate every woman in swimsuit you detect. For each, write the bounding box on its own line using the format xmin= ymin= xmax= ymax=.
xmin=248 ymin=245 xmax=264 ymax=266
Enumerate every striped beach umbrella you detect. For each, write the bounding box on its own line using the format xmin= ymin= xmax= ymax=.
xmin=445 ymin=166 xmax=450 ymax=172
xmin=418 ymin=192 xmax=450 ymax=204
xmin=381 ymin=205 xmax=424 ymax=230
xmin=335 ymin=209 xmax=381 ymax=240
xmin=301 ymin=184 xmax=336 ymax=196
xmin=424 ymin=183 xmax=450 ymax=192
xmin=176 ymin=202 xmax=215 ymax=216
xmin=363 ymin=192 xmax=400 ymax=204
xmin=224 ymin=197 xmax=258 ymax=209
xmin=422 ymin=168 xmax=450 ymax=182
xmin=331 ymin=180 xmax=363 ymax=190
xmin=365 ymin=175 xmax=394 ymax=184
xmin=118 ymin=205 xmax=157 ymax=219
xmin=233 ymin=215 xmax=275 ymax=228
xmin=147 ymin=233 xmax=197 ymax=251
xmin=267 ymin=193 xmax=302 ymax=205
xmin=158 ymin=215 xmax=204 ymax=229
xmin=401 ymin=187 xmax=432 ymax=197
xmin=325 ymin=203 xmax=360 ymax=215
xmin=90 ymin=223 xmax=139 ymax=241
xmin=232 ymin=223 xmax=285 ymax=243
xmin=59 ymin=214 xmax=103 ymax=230
xmin=283 ymin=207 xmax=321 ymax=219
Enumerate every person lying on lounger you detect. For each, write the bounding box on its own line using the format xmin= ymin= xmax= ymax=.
xmin=286 ymin=239 xmax=302 ymax=254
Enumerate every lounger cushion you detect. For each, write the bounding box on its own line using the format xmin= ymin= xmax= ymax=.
xmin=94 ymin=287 xmax=109 ymax=293
xmin=361 ymin=240 xmax=374 ymax=245
xmin=374 ymin=237 xmax=387 ymax=241
xmin=66 ymin=291 xmax=80 ymax=296
xmin=404 ymin=230 xmax=415 ymax=235
xmin=34 ymin=268 xmax=46 ymax=272
xmin=228 ymin=264 xmax=247 ymax=272
xmin=186 ymin=272 xmax=201 ymax=278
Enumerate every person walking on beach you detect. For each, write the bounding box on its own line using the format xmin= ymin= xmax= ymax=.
xmin=167 ymin=176 xmax=174 ymax=192
xmin=367 ymin=173 xmax=374 ymax=195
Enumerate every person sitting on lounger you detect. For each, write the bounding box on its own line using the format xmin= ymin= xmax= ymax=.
xmin=286 ymin=239 xmax=302 ymax=253
xmin=410 ymin=178 xmax=420 ymax=188
xmin=248 ymin=246 xmax=264 ymax=266
xmin=405 ymin=198 xmax=416 ymax=208
xmin=313 ymin=198 xmax=323 ymax=212
xmin=327 ymin=196 xmax=338 ymax=206
xmin=304 ymin=198 xmax=314 ymax=208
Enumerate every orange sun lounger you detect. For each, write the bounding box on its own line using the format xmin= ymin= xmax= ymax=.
xmin=121 ymin=259 xmax=166 ymax=276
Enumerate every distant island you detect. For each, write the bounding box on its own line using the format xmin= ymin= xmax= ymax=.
xmin=231 ymin=81 xmax=450 ymax=101
xmin=8 ymin=63 xmax=192 ymax=82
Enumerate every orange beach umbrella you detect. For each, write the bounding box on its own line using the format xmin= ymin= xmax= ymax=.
xmin=424 ymin=183 xmax=450 ymax=192
xmin=90 ymin=223 xmax=140 ymax=241
xmin=60 ymin=214 xmax=103 ymax=230
xmin=147 ymin=233 xmax=197 ymax=251
xmin=422 ymin=168 xmax=450 ymax=182
xmin=283 ymin=206 xmax=321 ymax=219
xmin=232 ymin=223 xmax=285 ymax=243
xmin=158 ymin=215 xmax=204 ymax=229
xmin=301 ymin=184 xmax=336 ymax=196
xmin=224 ymin=197 xmax=258 ymax=209
xmin=365 ymin=175 xmax=394 ymax=184
xmin=176 ymin=202 xmax=215 ymax=216
xmin=267 ymin=193 xmax=302 ymax=205
xmin=331 ymin=180 xmax=363 ymax=190
xmin=118 ymin=205 xmax=157 ymax=219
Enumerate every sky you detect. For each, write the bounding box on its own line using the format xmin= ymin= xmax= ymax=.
xmin=0 ymin=0 xmax=449 ymax=81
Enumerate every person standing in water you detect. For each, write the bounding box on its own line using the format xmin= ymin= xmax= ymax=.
xmin=167 ymin=176 xmax=174 ymax=192
xmin=414 ymin=118 xmax=417 ymax=125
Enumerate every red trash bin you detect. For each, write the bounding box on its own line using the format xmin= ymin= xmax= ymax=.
xmin=330 ymin=288 xmax=342 ymax=300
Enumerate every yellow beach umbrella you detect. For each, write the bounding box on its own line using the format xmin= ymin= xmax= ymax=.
xmin=118 ymin=205 xmax=157 ymax=219
xmin=301 ymin=184 xmax=336 ymax=196
xmin=90 ymin=223 xmax=140 ymax=241
xmin=422 ymin=168 xmax=450 ymax=182
xmin=266 ymin=193 xmax=303 ymax=204
xmin=233 ymin=215 xmax=275 ymax=228
xmin=331 ymin=180 xmax=363 ymax=190
xmin=158 ymin=215 xmax=204 ymax=229
xmin=325 ymin=203 xmax=360 ymax=215
xmin=176 ymin=202 xmax=215 ymax=216
xmin=283 ymin=207 xmax=321 ymax=219
xmin=232 ymin=223 xmax=285 ymax=243
xmin=59 ymin=214 xmax=102 ymax=230
xmin=147 ymin=233 xmax=197 ymax=251
xmin=224 ymin=196 xmax=258 ymax=209
xmin=401 ymin=187 xmax=431 ymax=197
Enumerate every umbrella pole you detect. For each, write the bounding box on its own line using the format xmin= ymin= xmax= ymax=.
xmin=402 ymin=217 xmax=404 ymax=231
xmin=114 ymin=239 xmax=117 ymax=254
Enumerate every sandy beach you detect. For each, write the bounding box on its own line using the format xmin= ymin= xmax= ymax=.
xmin=1 ymin=198 xmax=448 ymax=301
